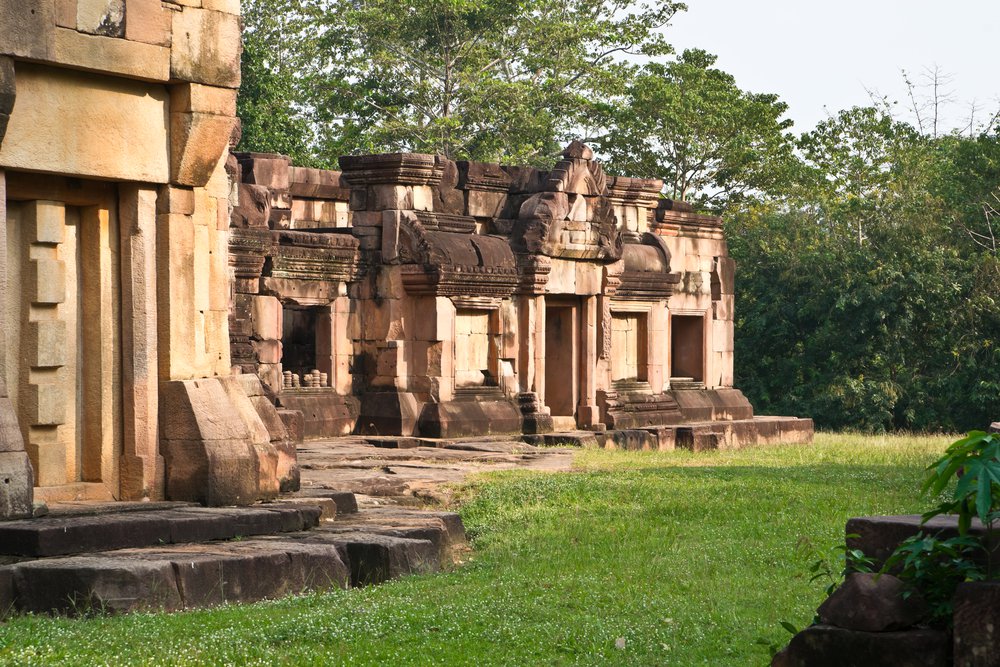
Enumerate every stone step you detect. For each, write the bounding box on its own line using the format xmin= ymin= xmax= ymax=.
xmin=0 ymin=505 xmax=322 ymax=558
xmin=0 ymin=506 xmax=468 ymax=616
xmin=0 ymin=539 xmax=349 ymax=615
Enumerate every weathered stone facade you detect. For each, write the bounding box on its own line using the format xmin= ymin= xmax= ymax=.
xmin=0 ymin=1 xmax=810 ymax=520
xmin=229 ymin=142 xmax=813 ymax=444
xmin=0 ymin=0 xmax=293 ymax=514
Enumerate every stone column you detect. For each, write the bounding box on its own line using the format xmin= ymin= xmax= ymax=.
xmin=22 ymin=200 xmax=70 ymax=487
xmin=119 ymin=185 xmax=164 ymax=500
xmin=577 ymin=295 xmax=600 ymax=428
xmin=0 ymin=169 xmax=34 ymax=518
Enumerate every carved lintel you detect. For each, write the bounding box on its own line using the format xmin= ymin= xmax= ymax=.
xmin=339 ymin=153 xmax=444 ymax=186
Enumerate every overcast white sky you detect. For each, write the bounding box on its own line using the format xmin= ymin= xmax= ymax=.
xmin=666 ymin=0 xmax=1000 ymax=134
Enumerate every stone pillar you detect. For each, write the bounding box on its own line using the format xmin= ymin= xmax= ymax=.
xmin=21 ymin=200 xmax=70 ymax=487
xmin=0 ymin=170 xmax=34 ymax=518
xmin=119 ymin=185 xmax=165 ymax=501
xmin=577 ymin=295 xmax=600 ymax=428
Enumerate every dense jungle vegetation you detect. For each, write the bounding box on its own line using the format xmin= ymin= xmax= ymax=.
xmin=237 ymin=0 xmax=1000 ymax=432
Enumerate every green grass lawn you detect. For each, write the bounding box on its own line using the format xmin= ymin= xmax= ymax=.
xmin=0 ymin=433 xmax=952 ymax=666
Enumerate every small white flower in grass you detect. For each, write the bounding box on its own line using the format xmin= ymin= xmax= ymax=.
xmin=614 ymin=637 xmax=626 ymax=650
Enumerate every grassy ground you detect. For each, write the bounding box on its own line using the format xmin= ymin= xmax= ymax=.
xmin=0 ymin=432 xmax=952 ymax=666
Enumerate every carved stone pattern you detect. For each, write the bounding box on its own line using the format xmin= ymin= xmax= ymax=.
xmin=615 ymin=271 xmax=680 ymax=301
xmin=400 ymin=265 xmax=519 ymax=297
xmin=516 ymin=254 xmax=552 ymax=295
xmin=339 ymin=153 xmax=445 ymax=186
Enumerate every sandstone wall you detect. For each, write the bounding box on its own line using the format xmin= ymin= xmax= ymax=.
xmin=0 ymin=0 xmax=252 ymax=508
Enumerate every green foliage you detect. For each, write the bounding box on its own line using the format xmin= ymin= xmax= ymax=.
xmin=730 ymin=108 xmax=1000 ymax=432
xmin=923 ymin=431 xmax=1000 ymax=534
xmin=299 ymin=0 xmax=684 ymax=163
xmin=237 ymin=0 xmax=325 ymax=166
xmin=881 ymin=532 xmax=985 ymax=624
xmin=597 ymin=49 xmax=797 ymax=213
xmin=0 ymin=435 xmax=944 ymax=666
xmin=800 ymin=534 xmax=876 ymax=598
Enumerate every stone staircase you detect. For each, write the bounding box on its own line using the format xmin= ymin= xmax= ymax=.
xmin=0 ymin=494 xmax=466 ymax=616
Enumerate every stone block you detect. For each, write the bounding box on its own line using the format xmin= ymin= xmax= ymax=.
xmin=12 ymin=557 xmax=183 ymax=615
xmin=0 ymin=452 xmax=34 ymax=519
xmin=171 ymin=82 xmax=237 ymax=117
xmin=323 ymin=532 xmax=439 ymax=587
xmin=159 ymin=378 xmax=249 ymax=441
xmin=170 ymin=111 xmax=235 ymax=188
xmin=252 ymin=339 xmax=282 ymax=364
xmin=77 ymin=0 xmax=125 ymax=37
xmin=712 ymin=319 xmax=733 ymax=353
xmin=954 ymin=581 xmax=1000 ymax=666
xmin=27 ymin=320 xmax=67 ymax=369
xmin=237 ymin=153 xmax=290 ymax=190
xmin=372 ymin=185 xmax=411 ymax=210
xmin=53 ymin=26 xmax=170 ymax=82
xmin=248 ymin=395 xmax=290 ymax=444
xmin=170 ymin=8 xmax=241 ymax=88
xmin=55 ymin=0 xmax=76 ymax=28
xmin=411 ymin=185 xmax=433 ymax=212
xmin=466 ymin=190 xmax=507 ymax=218
xmin=30 ymin=258 xmax=66 ymax=304
xmin=276 ymin=409 xmax=304 ymax=444
xmin=125 ymin=0 xmax=172 ymax=46
xmin=772 ymin=625 xmax=947 ymax=667
xmin=202 ymin=0 xmax=240 ymax=14
xmin=25 ymin=383 xmax=67 ymax=425
xmin=216 ymin=376 xmax=270 ymax=447
xmin=29 ymin=201 xmax=65 ymax=244
xmin=0 ymin=567 xmax=12 ymax=617
xmin=817 ymin=573 xmax=926 ymax=632
xmin=357 ymin=391 xmax=421 ymax=436
xmin=162 ymin=437 xmax=259 ymax=506
xmin=0 ymin=0 xmax=55 ymax=60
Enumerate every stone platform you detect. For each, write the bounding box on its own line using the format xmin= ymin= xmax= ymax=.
xmin=0 ymin=495 xmax=466 ymax=616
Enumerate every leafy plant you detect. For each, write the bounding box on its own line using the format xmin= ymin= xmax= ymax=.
xmin=922 ymin=430 xmax=1000 ymax=535
xmin=881 ymin=532 xmax=985 ymax=624
xmin=798 ymin=533 xmax=876 ymax=597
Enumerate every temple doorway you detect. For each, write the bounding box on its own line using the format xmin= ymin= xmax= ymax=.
xmin=544 ymin=299 xmax=579 ymax=429
xmin=670 ymin=313 xmax=705 ymax=387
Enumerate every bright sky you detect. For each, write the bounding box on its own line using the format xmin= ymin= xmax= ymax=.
xmin=667 ymin=0 xmax=1000 ymax=134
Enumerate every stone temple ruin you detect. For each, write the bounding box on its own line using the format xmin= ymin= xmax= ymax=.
xmin=0 ymin=1 xmax=813 ymax=523
xmin=229 ymin=146 xmax=814 ymax=449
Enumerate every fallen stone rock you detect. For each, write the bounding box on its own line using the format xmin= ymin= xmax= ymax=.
xmin=772 ymin=624 xmax=948 ymax=667
xmin=817 ymin=572 xmax=927 ymax=631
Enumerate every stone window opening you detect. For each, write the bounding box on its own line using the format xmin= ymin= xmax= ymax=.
xmin=281 ymin=305 xmax=330 ymax=389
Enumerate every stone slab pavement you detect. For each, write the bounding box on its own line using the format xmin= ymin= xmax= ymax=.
xmin=296 ymin=436 xmax=576 ymax=506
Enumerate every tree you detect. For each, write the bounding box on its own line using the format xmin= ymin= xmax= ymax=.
xmin=295 ymin=0 xmax=685 ymax=164
xmin=729 ymin=108 xmax=1000 ymax=432
xmin=596 ymin=49 xmax=797 ymax=214
xmin=237 ymin=0 xmax=324 ymax=166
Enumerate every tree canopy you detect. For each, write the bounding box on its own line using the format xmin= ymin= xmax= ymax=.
xmin=237 ymin=0 xmax=1000 ymax=431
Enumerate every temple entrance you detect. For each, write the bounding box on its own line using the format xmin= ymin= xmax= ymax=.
xmin=2 ymin=176 xmax=122 ymax=501
xmin=670 ymin=313 xmax=705 ymax=387
xmin=544 ymin=300 xmax=579 ymax=429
